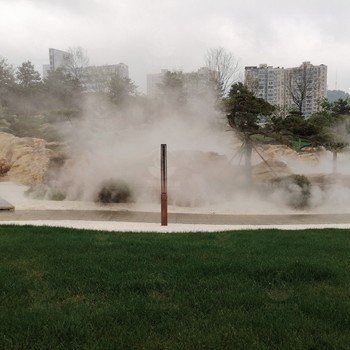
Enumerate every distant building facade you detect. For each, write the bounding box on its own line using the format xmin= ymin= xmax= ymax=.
xmin=42 ymin=64 xmax=51 ymax=79
xmin=146 ymin=69 xmax=168 ymax=97
xmin=183 ymin=67 xmax=213 ymax=101
xmin=42 ymin=48 xmax=73 ymax=78
xmin=43 ymin=48 xmax=129 ymax=93
xmin=83 ymin=63 xmax=129 ymax=92
xmin=245 ymin=62 xmax=327 ymax=116
xmin=147 ymin=67 xmax=214 ymax=102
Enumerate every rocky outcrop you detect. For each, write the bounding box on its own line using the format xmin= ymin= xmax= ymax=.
xmin=252 ymin=159 xmax=292 ymax=183
xmin=259 ymin=144 xmax=319 ymax=163
xmin=0 ymin=132 xmax=52 ymax=185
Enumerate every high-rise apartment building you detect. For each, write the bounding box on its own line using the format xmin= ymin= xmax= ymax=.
xmin=245 ymin=62 xmax=327 ymax=116
xmin=42 ymin=48 xmax=73 ymax=78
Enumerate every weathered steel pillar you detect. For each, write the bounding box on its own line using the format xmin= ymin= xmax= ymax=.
xmin=160 ymin=144 xmax=168 ymax=226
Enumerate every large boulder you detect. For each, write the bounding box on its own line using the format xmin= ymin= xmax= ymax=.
xmin=252 ymin=158 xmax=292 ymax=183
xmin=0 ymin=132 xmax=52 ymax=185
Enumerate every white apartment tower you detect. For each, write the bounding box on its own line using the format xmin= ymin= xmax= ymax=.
xmin=245 ymin=62 xmax=327 ymax=116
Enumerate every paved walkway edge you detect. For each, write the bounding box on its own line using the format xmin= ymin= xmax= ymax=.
xmin=1 ymin=220 xmax=350 ymax=232
xmin=2 ymin=210 xmax=350 ymax=225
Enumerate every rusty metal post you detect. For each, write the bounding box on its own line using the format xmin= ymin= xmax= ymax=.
xmin=161 ymin=144 xmax=168 ymax=226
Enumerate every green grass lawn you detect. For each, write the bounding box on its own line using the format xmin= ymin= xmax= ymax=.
xmin=0 ymin=226 xmax=349 ymax=350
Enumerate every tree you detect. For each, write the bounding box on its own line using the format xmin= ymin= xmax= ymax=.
xmin=269 ymin=111 xmax=320 ymax=146
xmin=0 ymin=57 xmax=15 ymax=109
xmin=271 ymin=97 xmax=350 ymax=174
xmin=320 ymin=97 xmax=350 ymax=115
xmin=157 ymin=70 xmax=187 ymax=111
xmin=225 ymin=82 xmax=275 ymax=184
xmin=16 ymin=61 xmax=41 ymax=89
xmin=66 ymin=46 xmax=89 ymax=81
xmin=43 ymin=67 xmax=82 ymax=108
xmin=286 ymin=62 xmax=319 ymax=115
xmin=244 ymin=74 xmax=259 ymax=96
xmin=226 ymin=83 xmax=275 ymax=132
xmin=204 ymin=47 xmax=240 ymax=97
xmin=108 ymin=73 xmax=137 ymax=106
xmin=15 ymin=61 xmax=42 ymax=115
xmin=308 ymin=98 xmax=350 ymax=173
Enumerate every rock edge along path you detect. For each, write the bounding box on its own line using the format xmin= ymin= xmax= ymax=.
xmin=0 ymin=197 xmax=14 ymax=211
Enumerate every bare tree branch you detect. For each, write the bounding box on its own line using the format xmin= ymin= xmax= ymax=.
xmin=204 ymin=47 xmax=240 ymax=96
xmin=66 ymin=46 xmax=90 ymax=81
xmin=286 ymin=63 xmax=318 ymax=114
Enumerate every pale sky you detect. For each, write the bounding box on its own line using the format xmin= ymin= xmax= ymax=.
xmin=1 ymin=0 xmax=350 ymax=93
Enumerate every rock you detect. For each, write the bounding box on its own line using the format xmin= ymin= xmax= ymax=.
xmin=0 ymin=132 xmax=52 ymax=185
xmin=252 ymin=158 xmax=293 ymax=183
xmin=258 ymin=144 xmax=319 ymax=163
xmin=259 ymin=144 xmax=298 ymax=158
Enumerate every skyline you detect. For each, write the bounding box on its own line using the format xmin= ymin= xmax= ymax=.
xmin=1 ymin=0 xmax=350 ymax=93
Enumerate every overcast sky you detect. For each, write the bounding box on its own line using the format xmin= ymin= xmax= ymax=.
xmin=1 ymin=0 xmax=350 ymax=93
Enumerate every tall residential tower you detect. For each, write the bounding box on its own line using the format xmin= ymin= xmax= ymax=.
xmin=245 ymin=62 xmax=327 ymax=116
xmin=43 ymin=48 xmax=73 ymax=78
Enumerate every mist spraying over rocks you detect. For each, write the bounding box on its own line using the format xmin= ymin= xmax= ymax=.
xmin=52 ymin=93 xmax=237 ymax=205
xmin=2 ymin=90 xmax=350 ymax=214
xmin=25 ymin=89 xmax=345 ymax=214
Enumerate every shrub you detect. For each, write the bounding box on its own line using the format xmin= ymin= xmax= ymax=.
xmin=47 ymin=189 xmax=66 ymax=201
xmin=95 ymin=179 xmax=134 ymax=204
xmin=271 ymin=174 xmax=311 ymax=209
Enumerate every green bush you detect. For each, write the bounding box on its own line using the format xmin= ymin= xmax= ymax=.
xmin=95 ymin=179 xmax=134 ymax=204
xmin=271 ymin=174 xmax=311 ymax=209
xmin=47 ymin=189 xmax=66 ymax=201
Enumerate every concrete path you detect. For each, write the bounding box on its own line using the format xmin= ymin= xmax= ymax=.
xmin=2 ymin=182 xmax=350 ymax=232
xmin=2 ymin=209 xmax=350 ymax=226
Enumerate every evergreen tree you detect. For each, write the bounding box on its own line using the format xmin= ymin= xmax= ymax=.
xmin=43 ymin=68 xmax=81 ymax=108
xmin=308 ymin=98 xmax=350 ymax=173
xmin=157 ymin=70 xmax=187 ymax=111
xmin=16 ymin=61 xmax=41 ymax=89
xmin=0 ymin=57 xmax=15 ymax=109
xmin=225 ymin=82 xmax=274 ymax=184
xmin=108 ymin=73 xmax=137 ymax=106
xmin=15 ymin=61 xmax=42 ymax=115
